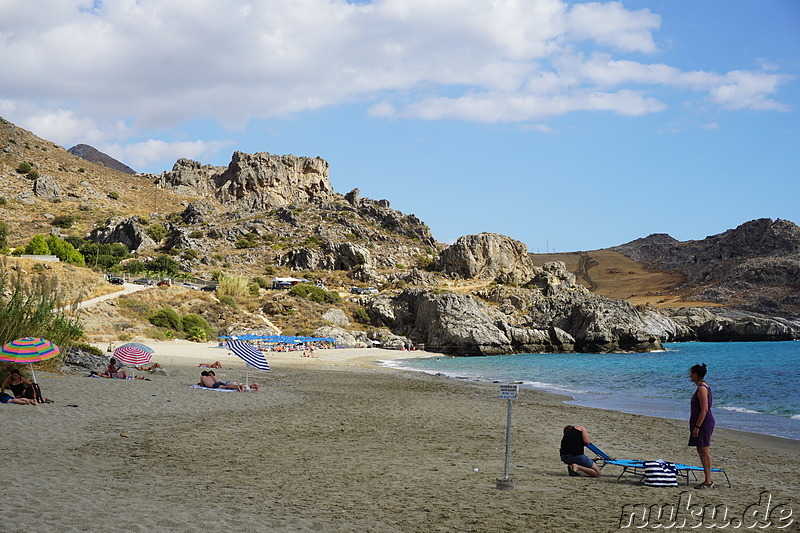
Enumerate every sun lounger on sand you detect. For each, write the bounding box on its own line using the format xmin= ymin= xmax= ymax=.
xmin=587 ymin=443 xmax=731 ymax=487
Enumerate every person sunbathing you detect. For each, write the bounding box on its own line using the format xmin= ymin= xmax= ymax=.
xmin=198 ymin=361 xmax=222 ymax=368
xmin=136 ymin=362 xmax=162 ymax=371
xmin=0 ymin=392 xmax=38 ymax=405
xmin=199 ymin=371 xmax=244 ymax=391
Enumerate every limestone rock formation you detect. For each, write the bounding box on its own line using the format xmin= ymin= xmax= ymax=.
xmin=215 ymin=151 xmax=334 ymax=210
xmin=435 ymin=233 xmax=540 ymax=284
xmin=90 ymin=217 xmax=156 ymax=252
xmin=322 ymin=308 xmax=350 ymax=327
xmin=154 ymin=158 xmax=223 ymax=195
xmin=33 ymin=174 xmax=61 ymax=201
xmin=364 ymin=286 xmax=655 ymax=355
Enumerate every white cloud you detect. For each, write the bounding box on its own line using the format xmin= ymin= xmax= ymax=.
xmin=567 ymin=1 xmax=660 ymax=53
xmin=0 ymin=0 xmax=790 ymax=159
xmin=102 ymin=139 xmax=236 ymax=170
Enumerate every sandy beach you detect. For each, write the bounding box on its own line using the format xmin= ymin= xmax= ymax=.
xmin=1 ymin=340 xmax=797 ymax=532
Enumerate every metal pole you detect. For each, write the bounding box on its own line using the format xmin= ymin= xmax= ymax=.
xmin=503 ymin=398 xmax=513 ymax=480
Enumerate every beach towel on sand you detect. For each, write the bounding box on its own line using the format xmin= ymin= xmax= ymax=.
xmin=191 ymin=384 xmax=235 ymax=392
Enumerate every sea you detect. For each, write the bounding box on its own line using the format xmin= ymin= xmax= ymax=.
xmin=384 ymin=341 xmax=800 ymax=441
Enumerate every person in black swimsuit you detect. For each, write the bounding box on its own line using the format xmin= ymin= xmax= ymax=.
xmin=560 ymin=425 xmax=601 ymax=477
xmin=1 ymin=369 xmax=35 ymax=400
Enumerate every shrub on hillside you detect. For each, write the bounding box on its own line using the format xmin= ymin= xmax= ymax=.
xmin=149 ymin=308 xmax=182 ymax=330
xmin=289 ymin=283 xmax=342 ymax=304
xmin=218 ymin=275 xmax=248 ymax=297
xmin=181 ymin=313 xmax=214 ymax=339
xmin=51 ymin=215 xmax=76 ymax=228
xmin=16 ymin=162 xmax=32 ymax=174
xmin=147 ymin=223 xmax=167 ymax=242
xmin=218 ymin=295 xmax=238 ymax=308
xmin=0 ymin=257 xmax=84 ymax=354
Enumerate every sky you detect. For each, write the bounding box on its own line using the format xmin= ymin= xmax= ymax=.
xmin=1 ymin=0 xmax=798 ymax=252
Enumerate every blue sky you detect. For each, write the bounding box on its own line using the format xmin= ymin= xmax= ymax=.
xmin=1 ymin=0 xmax=798 ymax=252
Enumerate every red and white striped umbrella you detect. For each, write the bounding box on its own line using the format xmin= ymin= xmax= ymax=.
xmin=113 ymin=342 xmax=153 ymax=366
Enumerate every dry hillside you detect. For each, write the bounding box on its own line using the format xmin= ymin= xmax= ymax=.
xmin=529 ymin=249 xmax=720 ymax=308
xmin=0 ymin=117 xmax=187 ymax=249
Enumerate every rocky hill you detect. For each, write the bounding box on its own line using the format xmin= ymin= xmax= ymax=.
xmin=67 ymin=144 xmax=136 ymax=175
xmin=1 ymin=117 xmax=798 ymax=354
xmin=613 ymin=219 xmax=800 ymax=316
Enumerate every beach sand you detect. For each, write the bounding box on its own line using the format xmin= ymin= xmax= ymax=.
xmin=1 ymin=340 xmax=797 ymax=532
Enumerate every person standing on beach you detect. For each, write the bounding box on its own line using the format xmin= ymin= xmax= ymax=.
xmin=559 ymin=425 xmax=601 ymax=477
xmin=688 ymin=363 xmax=715 ymax=489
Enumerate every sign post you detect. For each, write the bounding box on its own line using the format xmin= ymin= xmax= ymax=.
xmin=496 ymin=384 xmax=518 ymax=490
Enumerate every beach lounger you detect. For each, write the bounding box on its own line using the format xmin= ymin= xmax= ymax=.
xmin=586 ymin=443 xmax=731 ymax=487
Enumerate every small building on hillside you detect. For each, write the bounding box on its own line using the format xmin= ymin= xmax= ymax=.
xmin=271 ymin=277 xmax=309 ymax=290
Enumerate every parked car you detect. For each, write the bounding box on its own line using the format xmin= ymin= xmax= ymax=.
xmin=180 ymin=282 xmax=199 ymax=290
xmin=349 ymin=287 xmax=363 ymax=294
xmin=200 ymin=285 xmax=217 ymax=292
xmin=133 ymin=278 xmax=151 ymax=285
xmin=362 ymin=287 xmax=379 ymax=295
xmin=157 ymin=280 xmax=171 ymax=287
xmin=108 ymin=277 xmax=124 ymax=285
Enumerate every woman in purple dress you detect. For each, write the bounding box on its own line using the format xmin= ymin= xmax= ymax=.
xmin=688 ymin=363 xmax=715 ymax=489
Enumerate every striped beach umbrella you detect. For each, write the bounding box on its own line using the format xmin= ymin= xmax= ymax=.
xmin=226 ymin=340 xmax=270 ymax=389
xmin=113 ymin=342 xmax=154 ymax=366
xmin=0 ymin=337 xmax=61 ymax=383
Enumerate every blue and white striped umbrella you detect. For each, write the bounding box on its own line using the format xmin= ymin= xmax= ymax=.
xmin=227 ymin=340 xmax=270 ymax=372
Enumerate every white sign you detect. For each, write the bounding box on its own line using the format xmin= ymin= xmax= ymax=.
xmin=499 ymin=384 xmax=518 ymax=400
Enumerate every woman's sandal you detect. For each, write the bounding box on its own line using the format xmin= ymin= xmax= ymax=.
xmin=695 ymin=482 xmax=715 ymax=489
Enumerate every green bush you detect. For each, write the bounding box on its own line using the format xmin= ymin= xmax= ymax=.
xmin=72 ymin=342 xmax=104 ymax=356
xmin=149 ymin=308 xmax=182 ymax=330
xmin=137 ymin=215 xmax=150 ymax=225
xmin=51 ymin=215 xmax=75 ymax=228
xmin=219 ymin=295 xmax=238 ymax=308
xmin=0 ymin=196 xmax=6 ymax=205
xmin=353 ymin=307 xmax=370 ymax=324
xmin=147 ymin=223 xmax=167 ymax=242
xmin=16 ymin=162 xmax=32 ymax=174
xmin=27 ymin=169 xmax=39 ymax=180
xmin=0 ymin=222 xmax=8 ymax=251
xmin=182 ymin=249 xmax=199 ymax=261
xmin=288 ymin=283 xmax=342 ymax=304
xmin=108 ymin=192 xmax=120 ymax=200
xmin=252 ymin=276 xmax=269 ymax=289
xmin=181 ymin=313 xmax=214 ymax=338
xmin=186 ymin=326 xmax=207 ymax=342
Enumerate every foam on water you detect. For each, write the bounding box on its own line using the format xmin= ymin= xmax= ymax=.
xmin=389 ymin=341 xmax=800 ymax=440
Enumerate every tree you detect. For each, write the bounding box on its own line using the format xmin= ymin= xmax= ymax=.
xmin=147 ymin=255 xmax=180 ymax=276
xmin=0 ymin=221 xmax=8 ymax=252
xmin=45 ymin=235 xmax=85 ymax=266
xmin=24 ymin=235 xmax=50 ymax=255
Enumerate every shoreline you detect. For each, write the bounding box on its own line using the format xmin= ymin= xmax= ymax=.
xmin=2 ymin=339 xmax=798 ymax=531
xmin=384 ymin=349 xmax=800 ymax=443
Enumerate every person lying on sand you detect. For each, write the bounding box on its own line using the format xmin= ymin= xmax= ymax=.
xmin=199 ymin=371 xmax=244 ymax=391
xmin=136 ymin=363 xmax=162 ymax=371
xmin=198 ymin=361 xmax=222 ymax=368
xmin=0 ymin=392 xmax=38 ymax=405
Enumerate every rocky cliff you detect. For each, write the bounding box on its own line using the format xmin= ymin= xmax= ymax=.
xmin=614 ymin=218 xmax=800 ymax=316
xmin=152 ymin=151 xmax=334 ymax=211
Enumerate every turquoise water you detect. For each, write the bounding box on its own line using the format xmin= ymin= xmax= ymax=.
xmin=386 ymin=341 xmax=800 ymax=441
